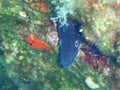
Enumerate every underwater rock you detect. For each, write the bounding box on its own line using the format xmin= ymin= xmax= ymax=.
xmin=0 ymin=35 xmax=3 ymax=43
xmin=50 ymin=0 xmax=83 ymax=26
xmin=115 ymin=68 xmax=120 ymax=80
xmin=47 ymin=30 xmax=58 ymax=46
xmin=75 ymin=0 xmax=120 ymax=55
xmin=0 ymin=73 xmax=18 ymax=90
xmin=0 ymin=46 xmax=4 ymax=55
xmin=85 ymin=76 xmax=100 ymax=89
xmin=0 ymin=35 xmax=4 ymax=55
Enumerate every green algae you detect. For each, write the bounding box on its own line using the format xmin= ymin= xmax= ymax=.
xmin=65 ymin=0 xmax=119 ymax=56
xmin=0 ymin=0 xmax=120 ymax=90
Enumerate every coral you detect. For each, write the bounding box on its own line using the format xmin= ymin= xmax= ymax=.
xmin=50 ymin=0 xmax=83 ymax=26
xmin=80 ymin=42 xmax=108 ymax=71
xmin=75 ymin=0 xmax=120 ymax=55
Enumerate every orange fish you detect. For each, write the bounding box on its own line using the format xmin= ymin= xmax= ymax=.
xmin=117 ymin=1 xmax=120 ymax=8
xmin=37 ymin=0 xmax=49 ymax=13
xmin=24 ymin=35 xmax=52 ymax=53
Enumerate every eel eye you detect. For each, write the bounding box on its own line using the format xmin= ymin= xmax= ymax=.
xmin=75 ymin=40 xmax=79 ymax=48
xmin=29 ymin=40 xmax=35 ymax=46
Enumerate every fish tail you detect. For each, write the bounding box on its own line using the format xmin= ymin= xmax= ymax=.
xmin=44 ymin=44 xmax=52 ymax=53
